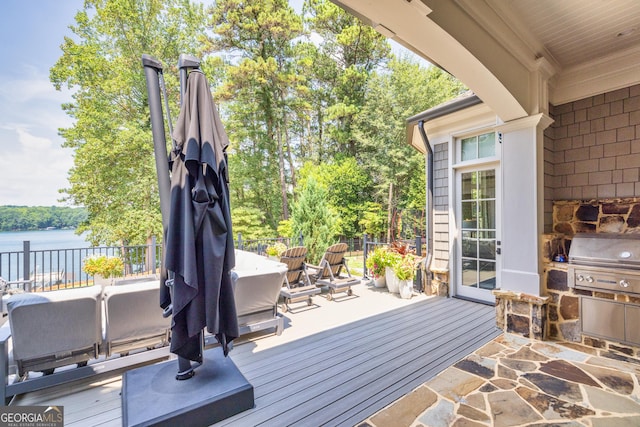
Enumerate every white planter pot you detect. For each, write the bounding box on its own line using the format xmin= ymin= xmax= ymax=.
xmin=373 ymin=275 xmax=387 ymax=288
xmin=94 ymin=274 xmax=113 ymax=290
xmin=398 ymin=279 xmax=413 ymax=299
xmin=385 ymin=267 xmax=399 ymax=293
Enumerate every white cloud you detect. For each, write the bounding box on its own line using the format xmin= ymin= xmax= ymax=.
xmin=0 ymin=125 xmax=74 ymax=206
xmin=0 ymin=71 xmax=74 ymax=206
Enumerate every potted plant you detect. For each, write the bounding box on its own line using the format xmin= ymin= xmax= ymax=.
xmin=366 ymin=246 xmax=389 ymax=288
xmin=83 ymin=254 xmax=124 ymax=287
xmin=385 ymin=251 xmax=402 ymax=293
xmin=393 ymin=254 xmax=417 ymax=299
xmin=386 ymin=242 xmax=416 ymax=294
xmin=265 ymin=242 xmax=287 ymax=260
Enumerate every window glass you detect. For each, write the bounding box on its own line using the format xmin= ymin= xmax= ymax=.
xmin=479 ymin=261 xmax=496 ymax=289
xmin=458 ymin=132 xmax=495 ymax=162
xmin=478 ymin=132 xmax=495 ymax=158
xmin=461 ymin=136 xmax=477 ymax=161
xmin=462 ymin=260 xmax=478 ymax=287
xmin=479 ymin=240 xmax=496 ymax=260
xmin=461 ymin=201 xmax=477 ymax=229
xmin=462 ymin=231 xmax=477 ymax=258
xmin=478 ymin=170 xmax=495 ymax=199
xmin=461 ymin=172 xmax=476 ymax=200
xmin=478 ymin=200 xmax=495 ymax=230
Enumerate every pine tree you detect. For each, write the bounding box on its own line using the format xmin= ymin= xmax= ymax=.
xmin=290 ymin=177 xmax=337 ymax=264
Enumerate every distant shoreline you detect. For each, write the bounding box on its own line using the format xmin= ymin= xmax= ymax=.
xmin=0 ymin=206 xmax=87 ymax=233
xmin=0 ymin=226 xmax=78 ymax=233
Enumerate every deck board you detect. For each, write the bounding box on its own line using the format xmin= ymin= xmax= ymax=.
xmin=216 ymin=297 xmax=499 ymax=426
xmin=10 ymin=295 xmax=499 ymax=426
xmin=239 ymin=298 xmax=472 ymax=394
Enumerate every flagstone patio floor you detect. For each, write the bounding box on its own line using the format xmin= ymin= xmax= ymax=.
xmin=360 ymin=333 xmax=640 ymax=427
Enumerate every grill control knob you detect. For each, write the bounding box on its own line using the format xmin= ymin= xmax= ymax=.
xmin=620 ymin=279 xmax=630 ymax=288
xmin=586 ymin=276 xmax=594 ymax=283
xmin=577 ymin=274 xmax=584 ymax=282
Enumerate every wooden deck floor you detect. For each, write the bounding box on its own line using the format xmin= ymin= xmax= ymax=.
xmin=13 ymin=296 xmax=499 ymax=426
xmin=218 ymin=296 xmax=499 ymax=426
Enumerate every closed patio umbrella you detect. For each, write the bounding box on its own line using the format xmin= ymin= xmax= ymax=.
xmin=165 ymin=69 xmax=238 ymax=365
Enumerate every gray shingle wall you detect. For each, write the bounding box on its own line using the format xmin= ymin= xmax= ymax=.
xmin=547 ymin=84 xmax=640 ymax=231
xmin=427 ymin=84 xmax=639 ymax=256
xmin=433 ymin=143 xmax=449 ymax=267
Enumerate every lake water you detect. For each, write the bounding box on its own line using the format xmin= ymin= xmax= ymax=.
xmin=0 ymin=229 xmax=90 ymax=252
xmin=0 ymin=229 xmax=91 ymax=282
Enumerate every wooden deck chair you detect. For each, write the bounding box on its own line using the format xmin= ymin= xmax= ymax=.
xmin=278 ymin=246 xmax=320 ymax=312
xmin=307 ymin=243 xmax=360 ymax=301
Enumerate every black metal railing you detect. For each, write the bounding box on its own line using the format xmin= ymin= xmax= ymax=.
xmin=235 ymin=235 xmax=296 ymax=256
xmin=0 ymin=238 xmax=162 ymax=292
xmin=362 ymin=234 xmax=426 ymax=292
xmin=1 ymin=232 xmax=427 ymax=293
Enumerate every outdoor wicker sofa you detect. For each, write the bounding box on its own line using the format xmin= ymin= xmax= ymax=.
xmin=0 ymin=280 xmax=171 ymax=404
xmin=0 ymin=250 xmax=288 ymax=403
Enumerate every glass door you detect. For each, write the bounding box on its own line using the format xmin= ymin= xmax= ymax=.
xmin=456 ymin=167 xmax=499 ymax=302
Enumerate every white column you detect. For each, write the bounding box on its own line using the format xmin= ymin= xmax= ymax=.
xmin=497 ymin=114 xmax=553 ymax=295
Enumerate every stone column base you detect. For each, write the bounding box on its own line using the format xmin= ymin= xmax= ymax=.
xmin=427 ymin=268 xmax=448 ymax=297
xmin=492 ymin=290 xmax=549 ymax=340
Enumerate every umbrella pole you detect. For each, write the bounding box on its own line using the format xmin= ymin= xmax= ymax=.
xmin=167 ymin=54 xmax=206 ymax=380
xmin=142 ymin=54 xmax=197 ymax=379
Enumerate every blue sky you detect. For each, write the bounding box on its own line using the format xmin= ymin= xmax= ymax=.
xmin=0 ymin=0 xmax=423 ymax=207
xmin=0 ymin=1 xmax=84 ymax=206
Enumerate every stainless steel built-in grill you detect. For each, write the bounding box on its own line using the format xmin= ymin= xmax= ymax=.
xmin=567 ymin=233 xmax=640 ymax=346
xmin=568 ymin=233 xmax=640 ymax=295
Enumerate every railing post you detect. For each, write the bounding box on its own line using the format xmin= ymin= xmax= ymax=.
xmin=150 ymin=236 xmax=157 ymax=275
xmin=298 ymin=231 xmax=303 ymax=247
xmin=23 ymin=241 xmax=30 ymax=290
xmin=237 ymin=233 xmax=243 ymax=250
xmin=362 ymin=233 xmax=368 ymax=279
xmin=415 ymin=234 xmax=423 ymax=292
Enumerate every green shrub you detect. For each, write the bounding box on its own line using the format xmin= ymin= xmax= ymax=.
xmin=83 ymin=255 xmax=124 ymax=278
xmin=290 ymin=177 xmax=337 ymax=264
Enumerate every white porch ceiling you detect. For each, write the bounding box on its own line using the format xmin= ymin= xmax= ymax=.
xmin=332 ymin=0 xmax=640 ymax=109
xmin=487 ymin=0 xmax=640 ymax=69
xmin=491 ymin=0 xmax=640 ymax=69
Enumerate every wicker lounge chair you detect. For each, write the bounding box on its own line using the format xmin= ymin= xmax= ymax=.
xmin=102 ymin=280 xmax=170 ymax=357
xmin=307 ymin=243 xmax=360 ymax=301
xmin=7 ymin=286 xmax=102 ymax=377
xmin=278 ymin=246 xmax=321 ymax=312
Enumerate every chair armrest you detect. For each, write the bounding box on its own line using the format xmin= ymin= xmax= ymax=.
xmin=0 ymin=324 xmax=11 ymax=344
xmin=6 ymin=279 xmax=34 ymax=292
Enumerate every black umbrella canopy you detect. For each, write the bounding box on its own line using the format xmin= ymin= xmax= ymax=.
xmin=164 ymin=69 xmax=238 ymax=362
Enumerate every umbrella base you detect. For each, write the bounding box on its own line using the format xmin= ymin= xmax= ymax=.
xmin=122 ymin=346 xmax=254 ymax=427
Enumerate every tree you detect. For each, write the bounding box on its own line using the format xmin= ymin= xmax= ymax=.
xmin=353 ymin=55 xmax=466 ymax=238
xmin=231 ymin=206 xmax=275 ymax=240
xmin=358 ymin=202 xmax=386 ymax=240
xmin=289 ymin=177 xmax=337 ymax=264
xmin=304 ymin=0 xmax=391 ymax=157
xmin=297 ymin=158 xmax=373 ymax=238
xmin=50 ymin=0 xmax=206 ymax=245
xmin=205 ymin=0 xmax=304 ymax=226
